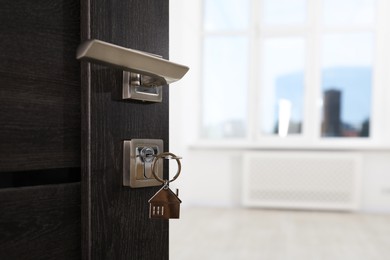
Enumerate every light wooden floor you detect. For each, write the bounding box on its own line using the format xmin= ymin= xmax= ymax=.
xmin=170 ymin=207 xmax=390 ymax=260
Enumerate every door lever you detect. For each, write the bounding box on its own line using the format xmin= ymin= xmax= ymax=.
xmin=76 ymin=39 xmax=189 ymax=102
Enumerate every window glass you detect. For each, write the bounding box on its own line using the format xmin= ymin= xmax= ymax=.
xmin=201 ymin=36 xmax=248 ymax=138
xmin=323 ymin=0 xmax=376 ymax=26
xmin=321 ymin=33 xmax=373 ymax=137
xmin=260 ymin=37 xmax=306 ymax=137
xmin=204 ymin=0 xmax=249 ymax=31
xmin=262 ymin=0 xmax=307 ymax=26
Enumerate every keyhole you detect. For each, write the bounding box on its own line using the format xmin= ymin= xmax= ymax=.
xmin=140 ymin=147 xmax=155 ymax=178
xmin=140 ymin=147 xmax=154 ymax=162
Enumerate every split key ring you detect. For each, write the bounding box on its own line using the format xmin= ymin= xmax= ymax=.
xmin=151 ymin=152 xmax=182 ymax=184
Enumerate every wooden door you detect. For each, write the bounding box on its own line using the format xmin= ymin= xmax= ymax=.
xmin=0 ymin=0 xmax=81 ymax=258
xmin=80 ymin=0 xmax=169 ymax=259
xmin=0 ymin=0 xmax=169 ymax=259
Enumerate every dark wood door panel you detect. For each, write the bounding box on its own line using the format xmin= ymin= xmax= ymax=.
xmin=0 ymin=183 xmax=81 ymax=259
xmin=0 ymin=0 xmax=81 ymax=172
xmin=1 ymin=0 xmax=170 ymax=258
xmin=0 ymin=0 xmax=80 ymax=81
xmin=0 ymin=1 xmax=82 ymax=258
xmin=81 ymin=0 xmax=169 ymax=259
xmin=0 ymin=73 xmax=80 ymax=172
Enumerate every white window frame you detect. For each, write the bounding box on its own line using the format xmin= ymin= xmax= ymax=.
xmin=169 ymin=0 xmax=390 ymax=150
xmin=250 ymin=0 xmax=390 ymax=149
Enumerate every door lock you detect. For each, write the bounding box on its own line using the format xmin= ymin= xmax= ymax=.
xmin=138 ymin=146 xmax=157 ymax=179
xmin=123 ymin=139 xmax=164 ymax=188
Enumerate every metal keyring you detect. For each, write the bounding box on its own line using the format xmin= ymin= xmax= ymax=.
xmin=151 ymin=152 xmax=181 ymax=184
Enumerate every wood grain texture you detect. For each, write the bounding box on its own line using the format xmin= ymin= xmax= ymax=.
xmin=0 ymin=183 xmax=81 ymax=260
xmin=81 ymin=0 xmax=169 ymax=259
xmin=0 ymin=0 xmax=81 ymax=172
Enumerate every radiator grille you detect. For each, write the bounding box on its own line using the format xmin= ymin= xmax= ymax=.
xmin=242 ymin=152 xmax=361 ymax=210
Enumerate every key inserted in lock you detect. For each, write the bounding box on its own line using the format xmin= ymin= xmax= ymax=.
xmin=123 ymin=139 xmax=164 ymax=188
xmin=137 ymin=146 xmax=158 ymax=179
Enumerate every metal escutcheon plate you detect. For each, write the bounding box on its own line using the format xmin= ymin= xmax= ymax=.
xmin=123 ymin=139 xmax=164 ymax=188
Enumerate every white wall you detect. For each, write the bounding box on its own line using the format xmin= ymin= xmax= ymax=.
xmin=175 ymin=150 xmax=390 ymax=212
xmin=169 ymin=0 xmax=390 ymax=213
xmin=361 ymin=152 xmax=390 ymax=212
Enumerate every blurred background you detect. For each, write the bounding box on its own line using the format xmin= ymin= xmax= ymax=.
xmin=169 ymin=0 xmax=390 ymax=259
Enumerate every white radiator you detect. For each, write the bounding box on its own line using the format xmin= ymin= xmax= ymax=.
xmin=242 ymin=152 xmax=362 ymax=210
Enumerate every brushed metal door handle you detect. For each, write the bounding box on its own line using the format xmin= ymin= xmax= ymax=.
xmin=77 ymin=39 xmax=189 ymax=102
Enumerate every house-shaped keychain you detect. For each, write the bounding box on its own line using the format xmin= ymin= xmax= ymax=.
xmin=148 ymin=186 xmax=182 ymax=219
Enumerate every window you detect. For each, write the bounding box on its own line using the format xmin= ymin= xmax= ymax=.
xmin=260 ymin=37 xmax=305 ymax=137
xmin=201 ymin=0 xmax=385 ymax=145
xmin=321 ymin=33 xmax=373 ymax=137
xmin=201 ymin=0 xmax=250 ymax=139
